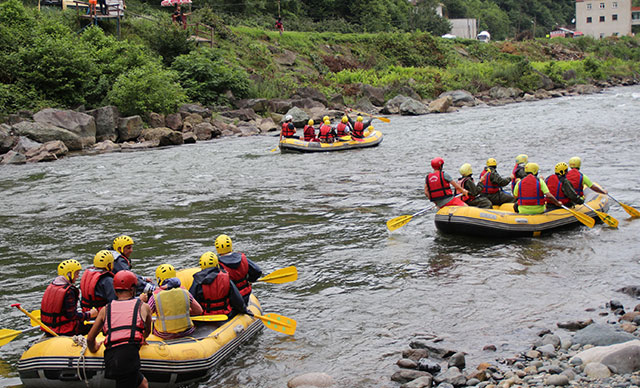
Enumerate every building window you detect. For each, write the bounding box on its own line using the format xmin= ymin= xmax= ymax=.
xmin=587 ymin=16 xmax=593 ymax=23
xmin=600 ymin=2 xmax=605 ymax=8
xmin=600 ymin=15 xmax=605 ymax=22
xmin=612 ymin=14 xmax=618 ymax=21
xmin=612 ymin=2 xmax=618 ymax=8
xmin=587 ymin=3 xmax=592 ymax=9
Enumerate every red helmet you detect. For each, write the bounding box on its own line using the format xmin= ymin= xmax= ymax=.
xmin=431 ymin=157 xmax=444 ymax=170
xmin=113 ymin=270 xmax=137 ymax=290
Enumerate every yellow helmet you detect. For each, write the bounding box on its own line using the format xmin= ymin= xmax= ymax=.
xmin=555 ymin=162 xmax=569 ymax=175
xmin=307 ymin=119 xmax=314 ymax=126
xmin=322 ymin=116 xmax=329 ymax=122
xmin=524 ymin=162 xmax=539 ymax=175
xmin=356 ymin=116 xmax=363 ymax=122
xmin=569 ymin=156 xmax=581 ymax=169
xmin=459 ymin=163 xmax=472 ymax=176
xmin=367 ymin=125 xmax=374 ymax=131
xmin=341 ymin=116 xmax=348 ymax=123
xmin=93 ymin=250 xmax=114 ymax=270
xmin=199 ymin=251 xmax=219 ymax=269
xmin=58 ymin=259 xmax=82 ymax=282
xmin=323 ymin=119 xmax=330 ymax=125
xmin=486 ymin=158 xmax=497 ymax=167
xmin=155 ymin=264 xmax=176 ymax=286
xmin=214 ymin=234 xmax=233 ymax=255
xmin=516 ymin=154 xmax=528 ymax=164
xmin=113 ymin=235 xmax=134 ymax=254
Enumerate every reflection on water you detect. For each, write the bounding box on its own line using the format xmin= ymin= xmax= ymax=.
xmin=1 ymin=86 xmax=640 ymax=387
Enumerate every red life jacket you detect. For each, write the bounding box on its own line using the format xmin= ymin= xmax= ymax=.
xmin=426 ymin=171 xmax=453 ymax=200
xmin=80 ymin=268 xmax=113 ymax=312
xmin=352 ymin=121 xmax=365 ymax=138
xmin=103 ymin=298 xmax=145 ymax=349
xmin=511 ymin=163 xmax=523 ymax=190
xmin=303 ymin=125 xmax=315 ymax=141
xmin=220 ymin=253 xmax=251 ymax=299
xmin=480 ymin=168 xmax=500 ymax=194
xmin=318 ymin=125 xmax=334 ymax=143
xmin=457 ymin=176 xmax=475 ymax=202
xmin=200 ymin=271 xmax=232 ymax=316
xmin=41 ymin=282 xmax=80 ymax=335
xmin=336 ymin=122 xmax=349 ymax=136
xmin=566 ymin=169 xmax=584 ymax=197
xmin=281 ymin=122 xmax=296 ymax=137
xmin=545 ymin=174 xmax=569 ymax=205
xmin=517 ymin=175 xmax=545 ymax=206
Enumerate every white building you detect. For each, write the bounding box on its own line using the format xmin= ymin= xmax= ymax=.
xmin=576 ymin=0 xmax=631 ymax=38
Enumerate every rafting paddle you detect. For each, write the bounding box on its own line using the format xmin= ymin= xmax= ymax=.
xmin=12 ymin=304 xmax=58 ymax=337
xmin=257 ymin=266 xmax=298 ymax=284
xmin=583 ymin=203 xmax=618 ymax=228
xmin=387 ymin=204 xmax=437 ymax=231
xmin=608 ymin=194 xmax=640 ymax=218
xmin=254 ymin=313 xmax=296 ymax=335
xmin=0 ymin=326 xmax=41 ymax=347
xmin=561 ymin=206 xmax=595 ymax=228
xmin=350 ymin=109 xmax=390 ymax=123
xmin=190 ymin=315 xmax=229 ymax=322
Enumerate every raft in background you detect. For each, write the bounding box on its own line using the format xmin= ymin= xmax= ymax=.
xmin=278 ymin=130 xmax=383 ymax=153
xmin=18 ymin=269 xmax=264 ymax=388
xmin=434 ymin=193 xmax=610 ymax=238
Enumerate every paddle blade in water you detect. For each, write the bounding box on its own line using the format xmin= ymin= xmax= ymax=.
xmin=620 ymin=202 xmax=640 ymax=218
xmin=564 ymin=207 xmax=595 ymax=228
xmin=29 ymin=310 xmax=41 ymax=327
xmin=258 ymin=266 xmax=298 ymax=284
xmin=0 ymin=329 xmax=22 ymax=347
xmin=256 ymin=313 xmax=296 ymax=335
xmin=595 ymin=211 xmax=619 ymax=228
xmin=386 ymin=215 xmax=413 ymax=231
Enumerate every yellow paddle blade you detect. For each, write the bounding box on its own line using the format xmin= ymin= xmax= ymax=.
xmin=620 ymin=202 xmax=640 ymax=218
xmin=270 ymin=147 xmax=278 ymax=152
xmin=386 ymin=215 xmax=413 ymax=231
xmin=190 ymin=314 xmax=228 ymax=322
xmin=375 ymin=116 xmax=390 ymax=123
xmin=257 ymin=266 xmax=298 ymax=284
xmin=255 ymin=313 xmax=296 ymax=335
xmin=337 ymin=136 xmax=351 ymax=141
xmin=351 ymin=109 xmax=390 ymax=123
xmin=29 ymin=310 xmax=41 ymax=327
xmin=0 ymin=329 xmax=23 ymax=347
xmin=563 ymin=206 xmax=595 ymax=228
xmin=594 ymin=210 xmax=619 ymax=228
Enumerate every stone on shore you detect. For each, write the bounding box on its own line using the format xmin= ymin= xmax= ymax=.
xmin=544 ymin=374 xmax=570 ymax=386
xmin=399 ymin=98 xmax=429 ymax=115
xmin=572 ymin=323 xmax=636 ymax=346
xmin=583 ymin=362 xmax=612 ymax=378
xmin=182 ymin=132 xmax=197 ymax=144
xmin=557 ymin=319 xmax=593 ymax=331
xmin=401 ymin=375 xmax=433 ymax=388
xmin=117 ymin=116 xmax=144 ymax=142
xmin=383 ymin=95 xmax=410 ymax=114
xmin=282 ymin=107 xmax=309 ymax=128
xmin=147 ymin=112 xmax=166 ymax=128
xmin=0 ymin=150 xmax=26 ymax=165
xmin=165 ymin=113 xmax=183 ymax=131
xmin=428 ymin=95 xmax=452 ymax=113
xmin=94 ymin=140 xmax=120 ymax=152
xmin=391 ymin=369 xmax=432 ymax=384
xmin=33 ymin=108 xmax=96 ymax=148
xmin=489 ymin=86 xmax=523 ymax=99
xmin=287 ymin=372 xmax=334 ymax=388
xmin=433 ymin=366 xmax=466 ymax=386
xmin=193 ymin=122 xmax=214 ymax=140
xmin=439 ymin=90 xmax=475 ymax=106
xmin=0 ymin=124 xmax=17 ymax=154
xmin=12 ymin=121 xmax=84 ymax=151
xmin=12 ymin=136 xmax=42 ymax=154
xmin=87 ymin=105 xmax=120 ymax=142
xmin=573 ymin=339 xmax=640 ymax=374
xmin=24 ymin=140 xmax=68 ymax=163
xmin=179 ymin=103 xmax=210 ymax=118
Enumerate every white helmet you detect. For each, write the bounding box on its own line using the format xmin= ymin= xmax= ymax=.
xmin=284 ymin=115 xmax=293 ymax=121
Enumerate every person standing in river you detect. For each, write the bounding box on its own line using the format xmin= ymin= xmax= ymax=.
xmin=214 ymin=234 xmax=262 ymax=305
xmin=566 ymin=156 xmax=608 ymax=200
xmin=425 ymin=157 xmax=468 ymax=208
xmin=479 ymin=158 xmax=515 ymax=206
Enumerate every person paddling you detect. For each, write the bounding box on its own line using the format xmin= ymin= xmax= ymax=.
xmin=513 ymin=163 xmax=563 ymax=214
xmin=80 ymin=250 xmax=116 ymax=313
xmin=110 ymin=235 xmax=155 ymax=295
xmin=511 ymin=154 xmax=528 ymax=191
xmin=457 ymin=163 xmax=492 ymax=208
xmin=425 ymin=157 xmax=468 ymax=208
xmin=345 ymin=111 xmax=372 ymax=139
xmin=479 ymin=158 xmax=514 ymax=206
xmin=566 ymin=156 xmax=608 ymax=200
xmin=214 ymin=234 xmax=262 ymax=305
xmin=302 ymin=119 xmax=317 ymax=142
xmin=279 ymin=115 xmax=297 ymax=141
xmin=545 ymin=162 xmax=584 ymax=210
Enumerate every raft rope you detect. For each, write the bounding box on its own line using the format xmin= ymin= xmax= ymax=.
xmin=72 ymin=335 xmax=90 ymax=387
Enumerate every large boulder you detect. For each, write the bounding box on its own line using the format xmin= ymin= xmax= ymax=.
xmin=117 ymin=116 xmax=144 ymax=142
xmin=258 ymin=117 xmax=278 ymax=133
xmin=489 ymin=86 xmax=523 ymax=100
xmin=179 ymin=103 xmax=210 ymax=118
xmin=0 ymin=124 xmax=17 ymax=154
xmin=572 ymin=84 xmax=601 ymax=94
xmin=283 ymin=107 xmax=309 ymax=128
xmin=140 ymin=127 xmax=184 ymax=146
xmin=165 ymin=113 xmax=183 ymax=131
xmin=86 ymin=105 xmax=120 ymax=142
xmin=353 ymin=97 xmax=377 ymax=113
xmin=12 ymin=136 xmax=42 ymax=154
xmin=572 ymin=323 xmax=636 ymax=347
xmin=273 ymin=49 xmax=297 ymax=66
xmin=428 ymin=95 xmax=453 ymax=113
xmin=193 ymin=122 xmax=214 ymax=140
xmin=0 ymin=150 xmax=26 ymax=165
xmin=361 ymin=84 xmax=386 ymax=106
xmin=268 ymin=99 xmax=293 ymax=114
xmin=291 ymin=98 xmax=325 ymax=110
xmin=236 ymin=122 xmax=260 ymax=136
xmin=24 ymin=140 xmax=68 ymax=163
xmin=12 ymin=121 xmax=83 ymax=151
xmin=147 ymin=112 xmax=165 ymax=128
xmin=219 ymin=108 xmax=260 ymax=122
xmin=295 ymin=87 xmax=328 ymax=105
xmin=234 ymin=98 xmax=268 ymax=113
xmin=439 ymin=90 xmax=475 ymax=106
xmin=33 ymin=108 xmax=96 ymax=148
xmin=383 ymin=95 xmax=410 ymax=114
xmin=400 ymin=98 xmax=429 ymax=115
xmin=573 ymin=340 xmax=640 ymax=374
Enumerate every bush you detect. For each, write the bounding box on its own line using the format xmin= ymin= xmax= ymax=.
xmin=137 ymin=21 xmax=196 ymax=65
xmin=171 ymin=48 xmax=250 ymax=105
xmin=107 ymin=64 xmax=187 ymax=116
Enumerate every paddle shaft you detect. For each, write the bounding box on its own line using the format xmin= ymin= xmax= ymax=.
xmin=561 ymin=205 xmax=595 ymax=228
xmin=12 ymin=304 xmax=58 ymax=337
xmin=350 ymin=109 xmax=390 ymax=123
xmin=608 ymin=194 xmax=640 ymax=218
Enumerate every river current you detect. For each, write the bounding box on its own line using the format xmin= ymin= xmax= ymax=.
xmin=1 ymin=86 xmax=639 ymax=387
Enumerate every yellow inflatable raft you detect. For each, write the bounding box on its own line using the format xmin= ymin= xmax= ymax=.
xmin=18 ymin=269 xmax=264 ymax=388
xmin=434 ymin=193 xmax=609 ymax=238
xmin=279 ymin=129 xmax=383 ymax=153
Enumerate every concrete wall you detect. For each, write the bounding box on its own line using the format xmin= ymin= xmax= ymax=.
xmin=450 ymin=18 xmax=478 ymax=39
xmin=576 ymin=0 xmax=631 ymax=38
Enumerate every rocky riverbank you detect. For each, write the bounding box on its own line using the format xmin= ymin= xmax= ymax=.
xmin=1 ymin=76 xmax=638 ymax=165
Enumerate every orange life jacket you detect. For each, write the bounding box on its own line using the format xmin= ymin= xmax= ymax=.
xmin=281 ymin=122 xmax=296 ymax=137
xmin=103 ymin=298 xmax=145 ymax=349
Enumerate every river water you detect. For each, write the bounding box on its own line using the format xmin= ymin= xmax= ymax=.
xmin=1 ymin=86 xmax=639 ymax=387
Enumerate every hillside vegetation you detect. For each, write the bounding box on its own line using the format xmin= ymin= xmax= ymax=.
xmin=1 ymin=0 xmax=640 ymax=118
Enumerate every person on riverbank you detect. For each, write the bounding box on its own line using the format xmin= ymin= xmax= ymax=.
xmin=335 ymin=116 xmax=352 ymax=138
xmin=457 ymin=163 xmax=492 ymax=208
xmin=279 ymin=115 xmax=297 ymax=141
xmin=479 ymin=158 xmax=514 ymax=206
xmin=513 ymin=163 xmax=563 ymax=214
xmin=110 ymin=235 xmax=155 ymax=295
xmin=545 ymin=162 xmax=584 ymax=210
xmin=189 ymin=251 xmax=251 ymax=318
xmin=425 ymin=157 xmax=468 ymax=209
xmin=41 ymin=259 xmax=97 ymax=336
xmin=302 ymin=119 xmax=317 ymax=142
xmin=215 ymin=234 xmax=262 ymax=305
xmin=275 ymin=17 xmax=283 ymax=36
xmin=511 ymin=154 xmax=528 ymax=191
xmin=318 ymin=118 xmax=336 ymax=143
xmin=142 ymin=264 xmax=203 ymax=339
xmin=80 ymin=250 xmax=116 ymax=313
xmin=87 ymin=270 xmax=152 ymax=388
xmin=566 ymin=156 xmax=608 ymax=200
xmin=345 ymin=111 xmax=372 ymax=139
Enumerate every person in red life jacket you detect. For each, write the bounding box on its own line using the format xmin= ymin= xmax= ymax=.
xmin=510 ymin=154 xmax=528 ymax=191
xmin=346 ymin=111 xmax=372 ymax=139
xmin=513 ymin=162 xmax=563 ymax=214
xmin=545 ymin=162 xmax=584 ymax=210
xmin=275 ymin=17 xmax=284 ymax=36
xmin=335 ymin=116 xmax=352 ymax=138
xmin=110 ymin=235 xmax=155 ymax=295
xmin=214 ymin=234 xmax=263 ymax=305
xmin=302 ymin=119 xmax=317 ymax=142
xmin=317 ymin=118 xmax=336 ymax=143
xmin=141 ymin=264 xmax=203 ymax=340
xmin=189 ymin=252 xmax=252 ymax=319
xmin=278 ymin=114 xmax=297 ymax=141
xmin=80 ymin=250 xmax=116 ymax=313
xmin=457 ymin=163 xmax=492 ymax=208
xmin=425 ymin=157 xmax=468 ymax=208
xmin=40 ymin=259 xmax=98 ymax=336
xmin=566 ymin=156 xmax=608 ymax=200
xmin=479 ymin=158 xmax=515 ymax=206
xmin=88 ymin=270 xmax=152 ymax=388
